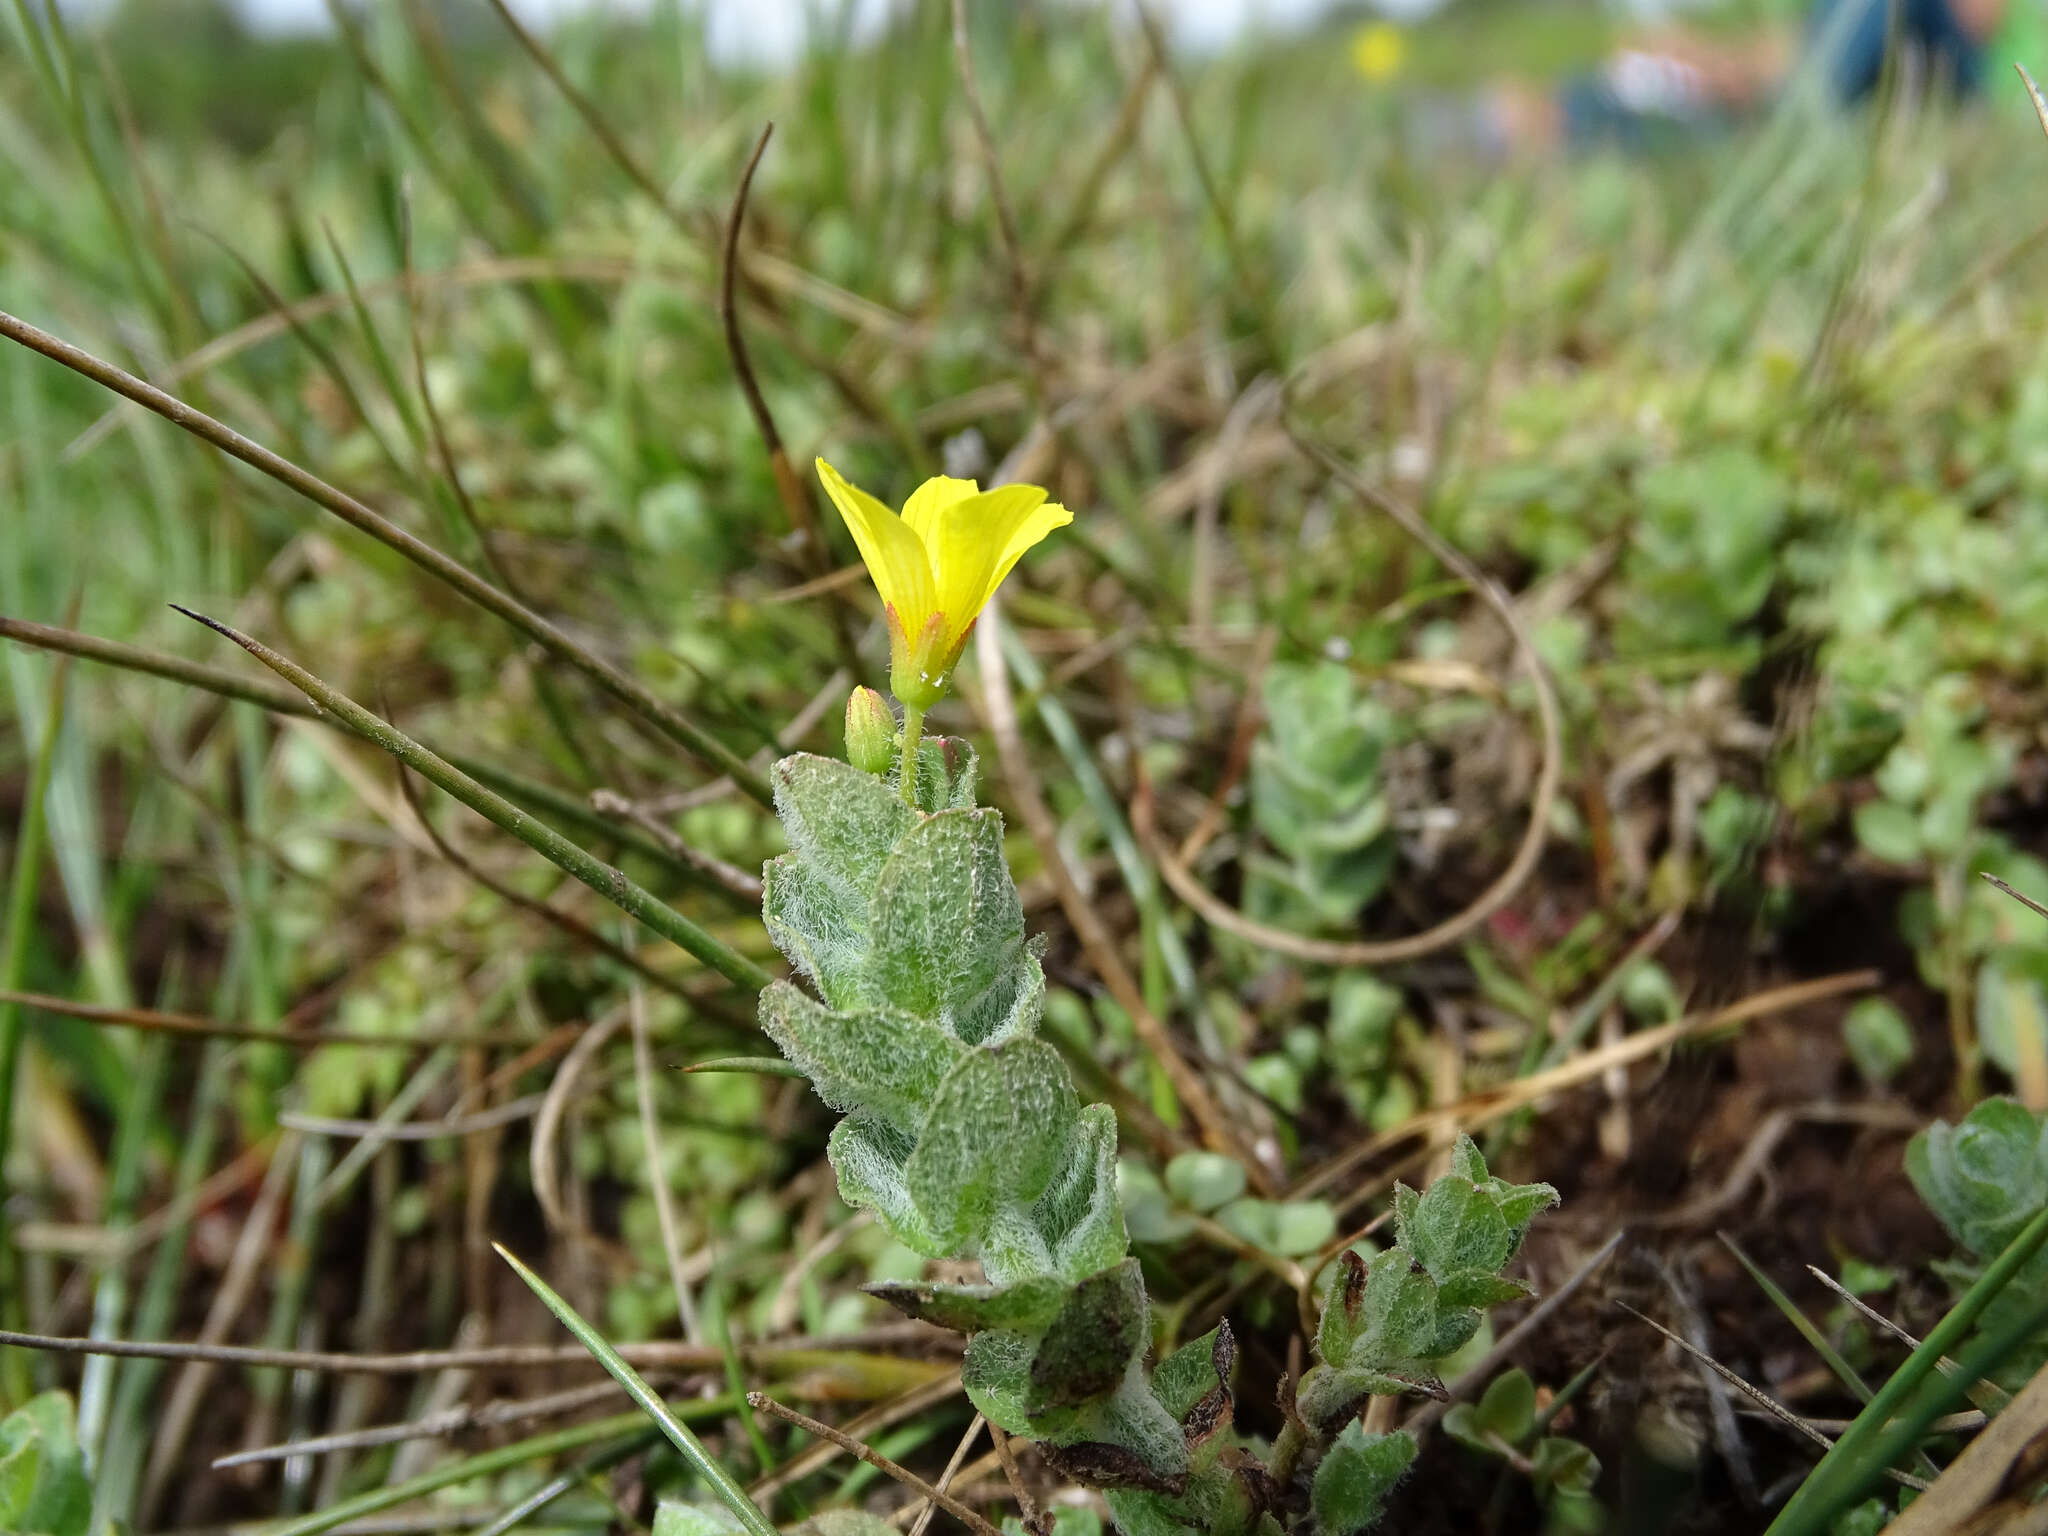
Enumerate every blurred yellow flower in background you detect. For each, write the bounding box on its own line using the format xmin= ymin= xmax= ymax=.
xmin=1351 ymin=21 xmax=1405 ymax=85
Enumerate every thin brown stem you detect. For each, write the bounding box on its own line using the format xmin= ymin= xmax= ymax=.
xmin=0 ymin=1328 xmax=956 ymax=1377
xmin=746 ymin=1392 xmax=1004 ymax=1536
xmin=0 ymin=308 xmax=769 ymax=804
xmin=214 ymin=1380 xmax=635 ymax=1468
xmin=950 ymin=0 xmax=1035 ymax=361
xmin=0 ymin=988 xmax=531 ymax=1049
xmin=1134 ymin=419 xmax=1562 ymax=967
xmin=721 ymin=125 xmax=810 ymax=549
xmin=971 ymin=599 xmax=1253 ymax=1178
xmin=987 ymin=1423 xmax=1047 ymax=1536
xmin=905 ymin=1412 xmax=984 ymax=1536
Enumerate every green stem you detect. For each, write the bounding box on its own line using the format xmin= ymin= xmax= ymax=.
xmin=1766 ymin=1200 xmax=2048 ymax=1534
xmin=0 ymin=309 xmax=772 ymax=807
xmin=0 ymin=613 xmax=737 ymax=898
xmin=170 ymin=608 xmax=773 ymax=993
xmin=494 ymin=1243 xmax=780 ymax=1536
xmin=898 ymin=701 xmax=925 ymax=807
xmin=0 ymin=647 xmax=68 ymax=1407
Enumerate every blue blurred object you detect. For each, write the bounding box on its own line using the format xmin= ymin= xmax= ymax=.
xmin=1563 ymin=0 xmax=1989 ymax=150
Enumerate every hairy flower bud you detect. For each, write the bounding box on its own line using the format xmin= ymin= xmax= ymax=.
xmin=844 ymin=686 xmax=897 ymax=775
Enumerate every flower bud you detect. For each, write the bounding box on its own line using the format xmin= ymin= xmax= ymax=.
xmin=844 ymin=686 xmax=897 ymax=775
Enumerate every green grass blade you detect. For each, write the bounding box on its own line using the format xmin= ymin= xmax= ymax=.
xmin=683 ymin=1056 xmax=805 ymax=1078
xmin=170 ymin=606 xmax=773 ymax=992
xmin=264 ymin=1409 xmax=665 ymax=1536
xmin=1766 ymin=1202 xmax=2048 ymax=1534
xmin=1720 ymin=1231 xmax=1876 ymax=1403
xmin=494 ymin=1242 xmax=780 ymax=1536
xmin=0 ymin=616 xmax=730 ymax=895
xmin=0 ymin=309 xmax=774 ymax=806
xmin=0 ymin=642 xmax=71 ymax=1408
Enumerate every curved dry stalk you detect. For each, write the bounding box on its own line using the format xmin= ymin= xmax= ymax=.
xmin=906 ymin=1413 xmax=986 ymax=1536
xmin=280 ymin=1099 xmax=547 ymax=1142
xmin=214 ymin=1379 xmax=633 ymax=1468
xmin=972 ymin=599 xmax=1260 ymax=1180
xmin=531 ymin=1008 xmax=628 ymax=1238
xmin=1619 ymin=1302 xmax=1927 ymax=1493
xmin=721 ymin=124 xmax=815 ymax=552
xmin=950 ymin=0 xmax=1034 ymax=349
xmin=61 ymin=253 xmax=906 ymax=460
xmin=747 ymin=1392 xmax=1005 ymax=1536
xmin=1289 ymin=970 xmax=1882 ymax=1203
xmin=1136 ymin=423 xmax=1562 ymax=967
xmin=0 ymin=308 xmax=770 ymax=805
xmin=631 ymin=982 xmax=703 ymax=1344
xmin=748 ymin=1371 xmax=965 ymax=1502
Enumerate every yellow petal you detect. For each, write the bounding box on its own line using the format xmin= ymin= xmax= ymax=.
xmin=816 ymin=458 xmax=936 ymax=629
xmin=900 ymin=474 xmax=981 ymax=547
xmin=985 ymin=500 xmax=1073 ymax=598
xmin=929 ymin=484 xmax=1061 ymax=647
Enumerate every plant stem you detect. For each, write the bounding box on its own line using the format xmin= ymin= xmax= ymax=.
xmin=170 ymin=607 xmax=773 ymax=993
xmin=898 ymin=701 xmax=925 ymax=807
xmin=0 ymin=644 xmax=68 ymax=1409
xmin=494 ymin=1243 xmax=781 ymax=1536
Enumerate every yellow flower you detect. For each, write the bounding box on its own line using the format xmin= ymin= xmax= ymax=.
xmin=816 ymin=458 xmax=1072 ymax=710
xmin=1351 ymin=21 xmax=1405 ymax=85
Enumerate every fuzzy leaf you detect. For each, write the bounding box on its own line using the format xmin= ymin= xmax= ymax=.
xmin=1447 ymin=1133 xmax=1489 ymax=1185
xmin=1436 ymin=1270 xmax=1533 ymax=1310
xmin=0 ymin=1393 xmax=90 ymax=1536
xmin=1152 ymin=1328 xmax=1226 ymax=1421
xmin=758 ymin=982 xmax=965 ymax=1135
xmin=1491 ymin=1179 xmax=1560 ymax=1242
xmin=1028 ymin=1259 xmax=1149 ymax=1411
xmin=1105 ymin=1464 xmax=1258 ymax=1536
xmin=761 ymin=854 xmax=875 ymax=1010
xmin=827 ymin=1115 xmax=946 ymax=1257
xmin=1353 ymin=1249 xmax=1438 ymax=1364
xmin=1428 ymin=1306 xmax=1482 ymax=1360
xmin=1318 ymin=1249 xmax=1371 ymax=1365
xmin=1053 ymin=1370 xmax=1192 ymax=1491
xmin=952 ymin=937 xmax=1049 ymax=1048
xmin=1296 ymin=1362 xmax=1443 ymax=1431
xmin=1908 ymin=1098 xmax=2048 ymax=1256
xmin=909 ymin=735 xmax=980 ymax=812
xmin=772 ymin=754 xmax=916 ymax=908
xmin=867 ymin=809 xmax=1026 ymax=1029
xmin=1017 ymin=1102 xmax=1127 ymax=1284
xmin=863 ymin=1274 xmax=1071 ymax=1335
xmin=963 ymin=1329 xmax=1037 ymax=1434
xmin=904 ymin=1039 xmax=1076 ymax=1252
xmin=653 ymin=1505 xmax=745 ymax=1536
xmin=1311 ymin=1424 xmax=1416 ymax=1536
xmin=1401 ymin=1178 xmax=1512 ymax=1279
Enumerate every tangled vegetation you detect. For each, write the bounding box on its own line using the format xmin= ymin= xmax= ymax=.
xmin=7 ymin=1 xmax=2048 ymax=1533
